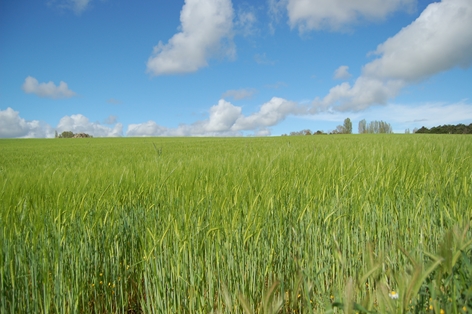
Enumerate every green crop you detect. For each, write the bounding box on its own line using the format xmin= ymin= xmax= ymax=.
xmin=1 ymin=135 xmax=471 ymax=313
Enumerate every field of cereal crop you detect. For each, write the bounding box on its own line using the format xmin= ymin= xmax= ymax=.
xmin=1 ymin=135 xmax=471 ymax=313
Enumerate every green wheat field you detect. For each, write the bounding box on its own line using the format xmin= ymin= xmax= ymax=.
xmin=1 ymin=135 xmax=471 ymax=313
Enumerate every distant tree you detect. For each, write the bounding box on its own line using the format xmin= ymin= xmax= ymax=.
xmin=59 ymin=131 xmax=74 ymax=138
xmin=414 ymin=123 xmax=472 ymax=134
xmin=413 ymin=127 xmax=419 ymax=133
xmin=365 ymin=120 xmax=393 ymax=134
xmin=415 ymin=126 xmax=430 ymax=134
xmin=288 ymin=129 xmax=314 ymax=136
xmin=343 ymin=118 xmax=352 ymax=134
xmin=358 ymin=119 xmax=367 ymax=134
xmin=335 ymin=125 xmax=346 ymax=134
xmin=379 ymin=121 xmax=392 ymax=133
xmin=405 ymin=128 xmax=410 ymax=134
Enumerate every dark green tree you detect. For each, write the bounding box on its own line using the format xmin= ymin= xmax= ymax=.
xmin=59 ymin=131 xmax=75 ymax=138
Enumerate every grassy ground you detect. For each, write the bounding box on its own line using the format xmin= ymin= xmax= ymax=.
xmin=1 ymin=135 xmax=471 ymax=313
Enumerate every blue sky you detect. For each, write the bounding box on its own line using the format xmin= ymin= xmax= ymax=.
xmin=1 ymin=0 xmax=471 ymax=137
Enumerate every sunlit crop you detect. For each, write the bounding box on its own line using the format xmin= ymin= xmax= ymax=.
xmin=1 ymin=135 xmax=471 ymax=313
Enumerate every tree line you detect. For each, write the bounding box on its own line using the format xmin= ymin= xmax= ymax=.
xmin=358 ymin=119 xmax=392 ymax=134
xmin=414 ymin=123 xmax=472 ymax=134
xmin=283 ymin=118 xmax=393 ymax=136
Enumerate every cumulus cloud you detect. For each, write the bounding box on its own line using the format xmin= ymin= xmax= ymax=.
xmin=315 ymin=77 xmax=405 ymax=112
xmin=22 ymin=76 xmax=77 ymax=99
xmin=146 ymin=0 xmax=235 ymax=76
xmin=57 ymin=114 xmax=123 ymax=137
xmin=232 ymin=97 xmax=304 ymax=130
xmin=206 ymin=99 xmax=242 ymax=131
xmin=315 ymin=0 xmax=472 ymax=112
xmin=364 ymin=0 xmax=472 ymax=81
xmin=128 ymin=99 xmax=242 ymax=136
xmin=0 ymin=107 xmax=54 ymax=138
xmin=222 ymin=88 xmax=257 ymax=100
xmin=333 ymin=65 xmax=352 ymax=79
xmin=283 ymin=0 xmax=416 ymax=32
xmin=127 ymin=97 xmax=307 ymax=137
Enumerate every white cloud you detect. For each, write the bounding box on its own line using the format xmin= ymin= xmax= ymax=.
xmin=57 ymin=114 xmax=123 ymax=137
xmin=333 ymin=65 xmax=352 ymax=79
xmin=22 ymin=76 xmax=77 ymax=99
xmin=206 ymin=99 xmax=242 ymax=131
xmin=315 ymin=77 xmax=405 ymax=112
xmin=316 ymin=0 xmax=472 ymax=112
xmin=0 ymin=108 xmax=123 ymax=138
xmin=146 ymin=0 xmax=235 ymax=75
xmin=127 ymin=99 xmax=242 ymax=136
xmin=364 ymin=0 xmax=472 ymax=82
xmin=285 ymin=0 xmax=416 ymax=32
xmin=127 ymin=97 xmax=307 ymax=137
xmin=233 ymin=97 xmax=304 ymax=130
xmin=127 ymin=121 xmax=171 ymax=137
xmin=0 ymin=107 xmax=54 ymax=138
xmin=222 ymin=88 xmax=257 ymax=100
xmin=254 ymin=128 xmax=271 ymax=136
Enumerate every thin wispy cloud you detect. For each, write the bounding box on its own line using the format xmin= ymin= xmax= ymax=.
xmin=49 ymin=0 xmax=93 ymax=15
xmin=235 ymin=5 xmax=258 ymax=37
xmin=107 ymin=98 xmax=122 ymax=105
xmin=265 ymin=81 xmax=287 ymax=89
xmin=254 ymin=53 xmax=276 ymax=65
xmin=222 ymin=88 xmax=257 ymax=100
